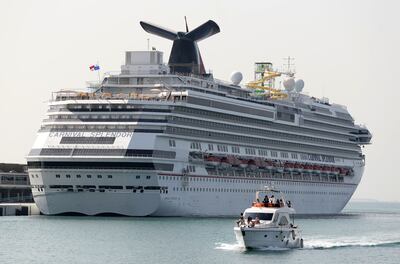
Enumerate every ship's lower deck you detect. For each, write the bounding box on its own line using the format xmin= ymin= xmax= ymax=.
xmin=28 ymin=168 xmax=360 ymax=216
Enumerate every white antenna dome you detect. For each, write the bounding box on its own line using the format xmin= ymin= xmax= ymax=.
xmin=295 ymin=79 xmax=304 ymax=92
xmin=283 ymin=78 xmax=295 ymax=91
xmin=230 ymin=71 xmax=243 ymax=85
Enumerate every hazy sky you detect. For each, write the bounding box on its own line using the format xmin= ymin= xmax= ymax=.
xmin=1 ymin=0 xmax=399 ymax=201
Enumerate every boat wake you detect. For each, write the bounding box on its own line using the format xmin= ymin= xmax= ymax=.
xmin=215 ymin=238 xmax=400 ymax=252
xmin=215 ymin=242 xmax=290 ymax=251
xmin=304 ymin=237 xmax=400 ymax=250
xmin=215 ymin=242 xmax=244 ymax=251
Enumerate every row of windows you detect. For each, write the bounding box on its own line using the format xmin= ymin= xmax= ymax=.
xmin=245 ymin=148 xmax=256 ymax=155
xmin=167 ymin=126 xmax=358 ymax=158
xmin=187 ymin=165 xmax=196 ymax=173
xmin=232 ymin=146 xmax=240 ymax=153
xmin=190 ymin=142 xmax=201 ymax=150
xmin=170 ymin=115 xmax=356 ymax=148
xmin=158 ymin=175 xmax=351 ymax=188
xmin=169 ymin=139 xmax=176 ymax=147
xmin=174 ymin=106 xmax=353 ymax=141
xmin=188 ymin=141 xmax=337 ymax=163
xmin=60 ymin=137 xmax=116 ymax=145
xmin=217 ymin=144 xmax=228 ymax=152
xmin=51 ymin=174 xmax=151 ymax=180
xmin=170 ymin=186 xmax=349 ymax=196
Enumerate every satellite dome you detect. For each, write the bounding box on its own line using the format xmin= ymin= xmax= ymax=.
xmin=283 ymin=78 xmax=295 ymax=91
xmin=230 ymin=71 xmax=243 ymax=85
xmin=295 ymin=79 xmax=304 ymax=92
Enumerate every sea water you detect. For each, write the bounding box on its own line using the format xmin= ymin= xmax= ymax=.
xmin=0 ymin=201 xmax=399 ymax=264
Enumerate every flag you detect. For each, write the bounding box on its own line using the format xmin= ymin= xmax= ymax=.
xmin=89 ymin=64 xmax=100 ymax=71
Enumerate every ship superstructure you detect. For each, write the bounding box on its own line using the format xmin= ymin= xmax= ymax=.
xmin=27 ymin=20 xmax=371 ymax=216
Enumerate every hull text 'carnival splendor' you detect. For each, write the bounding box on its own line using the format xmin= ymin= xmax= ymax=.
xmin=27 ymin=20 xmax=372 ymax=216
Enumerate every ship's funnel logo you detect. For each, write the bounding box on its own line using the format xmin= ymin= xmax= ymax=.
xmin=140 ymin=19 xmax=220 ymax=75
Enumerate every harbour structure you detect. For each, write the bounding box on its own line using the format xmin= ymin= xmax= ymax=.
xmin=0 ymin=163 xmax=33 ymax=203
xmin=27 ymin=19 xmax=371 ymax=216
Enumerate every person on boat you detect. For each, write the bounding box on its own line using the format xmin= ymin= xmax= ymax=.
xmin=247 ymin=216 xmax=254 ymax=227
xmin=236 ymin=213 xmax=245 ymax=226
xmin=286 ymin=200 xmax=292 ymax=208
xmin=263 ymin=195 xmax=269 ymax=204
xmin=270 ymin=195 xmax=276 ymax=204
xmin=254 ymin=216 xmax=260 ymax=224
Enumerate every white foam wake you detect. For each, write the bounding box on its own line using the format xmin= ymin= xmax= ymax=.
xmin=304 ymin=237 xmax=400 ymax=249
xmin=215 ymin=242 xmax=244 ymax=251
xmin=215 ymin=242 xmax=291 ymax=251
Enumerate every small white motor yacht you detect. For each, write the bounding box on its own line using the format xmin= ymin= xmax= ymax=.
xmin=234 ymin=187 xmax=303 ymax=249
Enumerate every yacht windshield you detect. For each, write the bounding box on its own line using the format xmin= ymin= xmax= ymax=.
xmin=244 ymin=213 xmax=273 ymax=221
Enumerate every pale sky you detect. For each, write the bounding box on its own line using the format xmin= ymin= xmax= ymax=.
xmin=0 ymin=0 xmax=399 ymax=201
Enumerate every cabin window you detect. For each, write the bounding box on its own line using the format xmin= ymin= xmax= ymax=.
xmin=278 ymin=216 xmax=289 ymax=226
xmin=244 ymin=213 xmax=273 ymax=221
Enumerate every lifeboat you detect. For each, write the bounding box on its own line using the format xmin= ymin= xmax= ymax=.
xmin=248 ymin=160 xmax=258 ymax=170
xmin=294 ymin=163 xmax=303 ymax=172
xmin=205 ymin=156 xmax=221 ymax=166
xmin=227 ymin=155 xmax=241 ymax=166
xmin=276 ymin=163 xmax=284 ymax=173
xmin=322 ymin=166 xmax=330 ymax=173
xmin=258 ymin=159 xmax=267 ymax=169
xmin=284 ymin=162 xmax=294 ymax=172
xmin=304 ymin=164 xmax=313 ymax=173
xmin=220 ymin=157 xmax=232 ymax=168
xmin=339 ymin=167 xmax=347 ymax=176
xmin=312 ymin=165 xmax=321 ymax=173
xmin=266 ymin=160 xmax=274 ymax=170
xmin=239 ymin=159 xmax=248 ymax=168
xmin=255 ymin=158 xmax=265 ymax=168
xmin=332 ymin=167 xmax=340 ymax=175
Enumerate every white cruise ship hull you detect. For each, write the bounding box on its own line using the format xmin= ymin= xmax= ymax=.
xmin=29 ymin=164 xmax=363 ymax=216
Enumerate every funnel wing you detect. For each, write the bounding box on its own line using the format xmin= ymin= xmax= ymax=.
xmin=185 ymin=20 xmax=220 ymax=42
xmin=140 ymin=21 xmax=178 ymax=40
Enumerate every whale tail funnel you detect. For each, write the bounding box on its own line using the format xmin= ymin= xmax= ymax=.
xmin=140 ymin=19 xmax=220 ymax=75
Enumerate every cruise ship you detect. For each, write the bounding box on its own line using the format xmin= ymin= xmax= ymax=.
xmin=27 ymin=20 xmax=372 ymax=216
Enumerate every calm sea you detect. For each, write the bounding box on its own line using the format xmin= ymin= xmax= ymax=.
xmin=0 ymin=201 xmax=399 ymax=264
